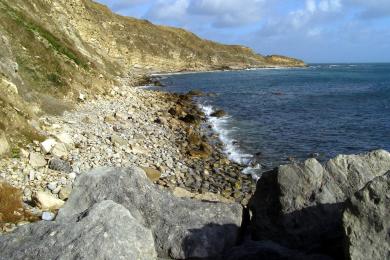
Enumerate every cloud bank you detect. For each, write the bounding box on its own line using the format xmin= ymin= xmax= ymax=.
xmin=96 ymin=0 xmax=390 ymax=62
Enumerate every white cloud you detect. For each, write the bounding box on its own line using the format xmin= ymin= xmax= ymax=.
xmin=146 ymin=0 xmax=189 ymax=21
xmin=145 ymin=0 xmax=266 ymax=28
xmin=347 ymin=0 xmax=390 ymax=19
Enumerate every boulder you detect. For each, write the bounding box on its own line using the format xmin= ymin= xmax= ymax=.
xmin=40 ymin=138 xmax=57 ymax=154
xmin=58 ymin=167 xmax=243 ymax=259
xmin=0 ymin=200 xmax=157 ymax=259
xmin=29 ymin=153 xmax=47 ymax=168
xmin=343 ymin=171 xmax=390 ymax=260
xmin=210 ymin=109 xmax=226 ymax=118
xmin=249 ymin=150 xmax=390 ymax=255
xmin=0 ymin=131 xmax=10 ymax=157
xmin=33 ymin=191 xmax=64 ymax=211
xmin=187 ymin=90 xmax=204 ymax=96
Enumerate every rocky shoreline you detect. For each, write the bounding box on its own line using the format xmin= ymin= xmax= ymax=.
xmin=0 ymin=78 xmax=389 ymax=260
xmin=0 ymin=79 xmax=255 ymax=232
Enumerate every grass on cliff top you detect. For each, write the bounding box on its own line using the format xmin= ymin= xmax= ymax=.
xmin=0 ymin=0 xmax=88 ymax=69
xmin=0 ymin=182 xmax=38 ymax=226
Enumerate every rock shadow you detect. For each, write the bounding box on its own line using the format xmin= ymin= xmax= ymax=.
xmin=180 ymin=223 xmax=241 ymax=260
xmin=249 ymin=169 xmax=347 ymax=260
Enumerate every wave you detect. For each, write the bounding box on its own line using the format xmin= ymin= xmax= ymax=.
xmin=199 ymin=104 xmax=261 ymax=179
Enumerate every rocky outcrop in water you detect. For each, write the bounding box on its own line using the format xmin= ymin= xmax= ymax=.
xmin=343 ymin=171 xmax=390 ymax=260
xmin=249 ymin=150 xmax=390 ymax=257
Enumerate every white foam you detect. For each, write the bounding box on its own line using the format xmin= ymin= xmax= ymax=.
xmin=199 ymin=104 xmax=253 ymax=167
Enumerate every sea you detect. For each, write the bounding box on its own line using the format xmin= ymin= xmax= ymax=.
xmin=153 ymin=63 xmax=390 ymax=177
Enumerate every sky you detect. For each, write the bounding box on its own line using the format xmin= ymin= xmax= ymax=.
xmin=95 ymin=0 xmax=390 ymax=63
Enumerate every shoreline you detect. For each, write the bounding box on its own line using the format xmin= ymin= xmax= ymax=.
xmin=0 ymin=78 xmax=255 ymax=232
xmin=150 ymin=65 xmax=307 ymax=77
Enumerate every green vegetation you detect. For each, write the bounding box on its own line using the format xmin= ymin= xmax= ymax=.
xmin=0 ymin=0 xmax=87 ymax=68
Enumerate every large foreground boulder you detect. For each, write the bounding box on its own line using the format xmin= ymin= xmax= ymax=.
xmin=58 ymin=167 xmax=243 ymax=259
xmin=343 ymin=172 xmax=390 ymax=260
xmin=250 ymin=150 xmax=390 ymax=255
xmin=0 ymin=200 xmax=156 ymax=260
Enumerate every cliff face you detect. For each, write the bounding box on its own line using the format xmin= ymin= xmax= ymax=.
xmin=0 ymin=0 xmax=304 ymax=149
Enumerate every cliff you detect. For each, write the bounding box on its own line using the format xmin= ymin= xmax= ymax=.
xmin=0 ymin=0 xmax=304 ymax=151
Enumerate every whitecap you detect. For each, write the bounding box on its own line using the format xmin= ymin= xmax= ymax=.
xmin=199 ymin=103 xmax=254 ymax=167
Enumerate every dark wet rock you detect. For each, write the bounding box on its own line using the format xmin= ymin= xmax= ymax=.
xmin=180 ymin=114 xmax=199 ymax=124
xmin=210 ymin=109 xmax=226 ymax=118
xmin=250 ymin=150 xmax=390 ymax=256
xmin=343 ymin=171 xmax=390 ymax=260
xmin=58 ymin=167 xmax=243 ymax=259
xmin=0 ymin=200 xmax=157 ymax=260
xmin=187 ymin=90 xmax=204 ymax=96
xmin=48 ymin=158 xmax=72 ymax=173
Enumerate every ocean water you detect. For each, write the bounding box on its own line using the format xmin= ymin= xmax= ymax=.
xmin=156 ymin=64 xmax=390 ymax=175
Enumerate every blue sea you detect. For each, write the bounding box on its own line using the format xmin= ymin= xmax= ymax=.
xmin=155 ymin=64 xmax=390 ymax=175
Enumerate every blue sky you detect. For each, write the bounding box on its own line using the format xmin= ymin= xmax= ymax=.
xmin=95 ymin=0 xmax=390 ymax=63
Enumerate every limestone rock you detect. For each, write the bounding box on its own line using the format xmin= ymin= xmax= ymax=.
xmin=41 ymin=211 xmax=56 ymax=221
xmin=250 ymin=150 xmax=390 ymax=254
xmin=141 ymin=167 xmax=161 ymax=182
xmin=33 ymin=191 xmax=65 ymax=211
xmin=114 ymin=112 xmax=128 ymax=121
xmin=173 ymin=187 xmax=234 ymax=203
xmin=104 ymin=115 xmax=116 ymax=124
xmin=0 ymin=131 xmax=10 ymax=157
xmin=172 ymin=187 xmax=194 ymax=198
xmin=58 ymin=167 xmax=242 ymax=259
xmin=29 ymin=153 xmax=47 ymax=168
xmin=0 ymin=200 xmax=157 ymax=260
xmin=54 ymin=133 xmax=74 ymax=148
xmin=40 ymin=138 xmax=57 ymax=154
xmin=343 ymin=172 xmax=390 ymax=260
xmin=51 ymin=143 xmax=68 ymax=158
xmin=110 ymin=134 xmax=127 ymax=147
xmin=59 ymin=185 xmax=72 ymax=200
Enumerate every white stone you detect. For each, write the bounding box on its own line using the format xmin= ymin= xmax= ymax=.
xmin=29 ymin=171 xmax=35 ymax=181
xmin=47 ymin=182 xmax=58 ymax=191
xmin=29 ymin=153 xmax=47 ymax=168
xmin=78 ymin=93 xmax=86 ymax=101
xmin=68 ymin=172 xmax=77 ymax=180
xmin=41 ymin=211 xmax=56 ymax=221
xmin=0 ymin=131 xmax=10 ymax=157
xmin=33 ymin=191 xmax=65 ymax=211
xmin=52 ymin=143 xmax=68 ymax=158
xmin=54 ymin=133 xmax=74 ymax=148
xmin=19 ymin=148 xmax=30 ymax=158
xmin=52 ymin=186 xmax=61 ymax=194
xmin=40 ymin=139 xmax=57 ymax=154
